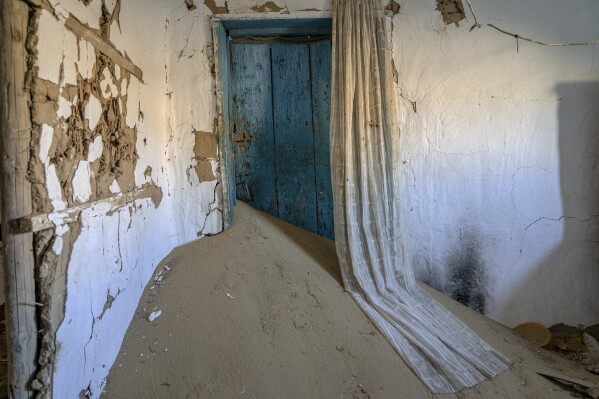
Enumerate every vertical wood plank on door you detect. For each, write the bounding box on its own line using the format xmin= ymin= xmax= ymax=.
xmin=309 ymin=41 xmax=334 ymax=239
xmin=231 ymin=43 xmax=277 ymax=216
xmin=271 ymin=43 xmax=317 ymax=233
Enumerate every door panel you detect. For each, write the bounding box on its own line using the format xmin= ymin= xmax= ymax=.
xmin=309 ymin=41 xmax=334 ymax=239
xmin=271 ymin=43 xmax=317 ymax=233
xmin=231 ymin=44 xmax=277 ymax=216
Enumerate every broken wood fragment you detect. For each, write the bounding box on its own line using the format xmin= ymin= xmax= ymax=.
xmin=64 ymin=15 xmax=144 ymax=82
xmin=537 ymin=370 xmax=599 ymax=399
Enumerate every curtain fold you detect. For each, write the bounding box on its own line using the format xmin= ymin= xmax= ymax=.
xmin=329 ymin=0 xmax=511 ymax=393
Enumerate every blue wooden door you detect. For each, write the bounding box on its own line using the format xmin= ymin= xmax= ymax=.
xmin=231 ymin=40 xmax=334 ymax=239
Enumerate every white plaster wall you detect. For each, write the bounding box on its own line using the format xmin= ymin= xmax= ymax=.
xmin=35 ymin=0 xmax=224 ymax=397
xmin=393 ymin=0 xmax=599 ymax=327
xmin=165 ymin=2 xmax=223 ymax=240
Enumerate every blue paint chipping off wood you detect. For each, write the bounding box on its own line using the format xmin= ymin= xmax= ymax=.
xmin=230 ymin=38 xmax=334 ymax=239
xmin=272 ymin=43 xmax=317 ymax=233
xmin=214 ymin=22 xmax=236 ymax=227
xmin=309 ymin=40 xmax=334 ymax=239
xmin=231 ymin=43 xmax=277 ymax=216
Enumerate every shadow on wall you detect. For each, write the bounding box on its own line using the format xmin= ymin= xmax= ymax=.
xmin=503 ymin=82 xmax=599 ymax=326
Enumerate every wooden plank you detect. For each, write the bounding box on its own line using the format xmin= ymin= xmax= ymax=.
xmin=309 ymin=40 xmax=334 ymax=239
xmin=10 ymin=185 xmax=162 ymax=233
xmin=64 ymin=15 xmax=143 ymax=82
xmin=0 ymin=2 xmax=39 ymax=397
xmin=231 ymin=43 xmax=277 ymax=216
xmin=537 ymin=370 xmax=598 ymax=390
xmin=212 ymin=21 xmax=235 ymax=229
xmin=271 ymin=43 xmax=317 ymax=233
xmin=223 ymin=18 xmax=332 ymax=37
xmin=229 ymin=27 xmax=331 ymax=38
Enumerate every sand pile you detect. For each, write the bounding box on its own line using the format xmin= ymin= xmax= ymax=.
xmin=104 ymin=202 xmax=597 ymax=398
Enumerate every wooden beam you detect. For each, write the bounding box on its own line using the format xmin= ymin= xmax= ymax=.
xmin=9 ymin=185 xmax=162 ymax=234
xmin=0 ymin=1 xmax=39 ymax=398
xmin=64 ymin=15 xmax=144 ymax=82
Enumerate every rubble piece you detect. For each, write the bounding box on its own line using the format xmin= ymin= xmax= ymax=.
xmin=148 ymin=311 xmax=162 ymax=322
xmin=537 ymin=370 xmax=599 ymax=399
xmin=547 ymin=323 xmax=587 ymax=355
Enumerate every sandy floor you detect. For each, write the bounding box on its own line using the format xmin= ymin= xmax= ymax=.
xmin=104 ymin=202 xmax=597 ymax=398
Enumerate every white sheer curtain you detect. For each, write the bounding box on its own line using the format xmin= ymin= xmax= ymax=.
xmin=329 ymin=0 xmax=511 ymax=393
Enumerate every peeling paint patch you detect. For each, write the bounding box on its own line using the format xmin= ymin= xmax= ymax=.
xmin=85 ymin=94 xmax=102 ymax=131
xmin=185 ymin=0 xmax=197 ymax=11
xmin=109 ymin=179 xmax=122 ymax=194
xmin=195 ymin=160 xmax=216 ymax=182
xmin=251 ymin=2 xmax=283 ymax=13
xmin=143 ymin=166 xmax=152 ymax=178
xmin=193 ymin=130 xmax=218 ymax=158
xmin=37 ymin=10 xmax=67 ymax=84
xmin=193 ymin=130 xmax=219 ymax=181
xmin=140 ymin=182 xmax=164 ymax=208
xmin=436 ymin=0 xmax=465 ymax=26
xmin=203 ymin=0 xmax=229 ymax=14
xmin=385 ymin=0 xmax=401 ymax=15
xmin=73 ymin=161 xmax=92 ymax=203
xmin=87 ymin=136 xmax=103 ymax=162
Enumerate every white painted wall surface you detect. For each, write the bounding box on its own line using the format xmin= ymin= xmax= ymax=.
xmin=166 ymin=2 xmax=223 ymax=239
xmin=34 ymin=0 xmax=598 ymax=396
xmin=393 ymin=0 xmax=599 ymax=327
xmin=36 ymin=0 xmax=225 ymax=397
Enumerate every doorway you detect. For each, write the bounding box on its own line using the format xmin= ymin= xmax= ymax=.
xmin=213 ymin=18 xmax=334 ymax=239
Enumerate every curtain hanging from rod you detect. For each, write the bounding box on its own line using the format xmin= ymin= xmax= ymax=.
xmin=329 ymin=0 xmax=511 ymax=393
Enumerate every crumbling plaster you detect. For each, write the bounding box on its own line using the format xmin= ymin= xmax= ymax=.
xmin=24 ymin=0 xmax=599 ymax=396
xmin=29 ymin=0 xmax=213 ymax=396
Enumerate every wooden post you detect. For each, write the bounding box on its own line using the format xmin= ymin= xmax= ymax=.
xmin=0 ymin=1 xmax=39 ymax=398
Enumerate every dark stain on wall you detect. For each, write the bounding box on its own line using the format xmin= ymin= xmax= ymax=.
xmin=445 ymin=233 xmax=487 ymax=314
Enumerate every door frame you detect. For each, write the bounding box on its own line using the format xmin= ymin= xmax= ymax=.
xmin=211 ymin=12 xmax=332 ymax=229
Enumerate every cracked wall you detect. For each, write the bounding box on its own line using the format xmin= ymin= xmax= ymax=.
xmin=394 ymin=0 xmax=599 ymax=327
xmin=26 ymin=0 xmax=333 ymax=396
xmin=25 ymin=0 xmax=225 ymax=397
